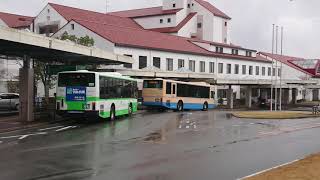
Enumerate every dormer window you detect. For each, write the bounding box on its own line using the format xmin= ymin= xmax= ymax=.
xmin=173 ymin=3 xmax=176 ymax=8
xmin=225 ymin=22 xmax=227 ymax=26
xmin=246 ymin=51 xmax=252 ymax=57
xmin=192 ymin=3 xmax=194 ymax=6
xmin=47 ymin=9 xmax=50 ymax=13
xmin=71 ymin=24 xmax=75 ymax=30
xmin=160 ymin=19 xmax=163 ymax=23
xmin=197 ymin=23 xmax=202 ymax=28
xmin=188 ymin=4 xmax=191 ymax=8
xmin=167 ymin=18 xmax=171 ymax=23
xmin=216 ymin=47 xmax=223 ymax=53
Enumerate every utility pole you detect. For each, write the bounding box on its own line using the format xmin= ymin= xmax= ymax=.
xmin=270 ymin=24 xmax=275 ymax=112
xmin=106 ymin=0 xmax=109 ymax=13
xmin=275 ymin=26 xmax=279 ymax=111
xmin=280 ymin=27 xmax=284 ymax=111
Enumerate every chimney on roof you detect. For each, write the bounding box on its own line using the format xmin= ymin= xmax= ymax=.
xmin=162 ymin=0 xmax=188 ymax=10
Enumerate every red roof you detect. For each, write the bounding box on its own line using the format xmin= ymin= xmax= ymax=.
xmin=108 ymin=6 xmax=182 ymax=18
xmin=150 ymin=13 xmax=197 ymax=33
xmin=48 ymin=3 xmax=142 ymax=29
xmin=68 ymin=19 xmax=269 ymax=63
xmin=194 ymin=0 xmax=231 ymax=20
xmin=259 ymin=52 xmax=314 ymax=76
xmin=0 ymin=12 xmax=34 ymax=28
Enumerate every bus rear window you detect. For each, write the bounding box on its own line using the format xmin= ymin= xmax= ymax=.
xmin=58 ymin=73 xmax=95 ymax=87
xmin=143 ymin=80 xmax=163 ymax=88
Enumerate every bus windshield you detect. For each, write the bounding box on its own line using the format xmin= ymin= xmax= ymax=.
xmin=58 ymin=73 xmax=95 ymax=87
xmin=143 ymin=80 xmax=163 ymax=88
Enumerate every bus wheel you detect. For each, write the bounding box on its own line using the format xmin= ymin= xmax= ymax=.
xmin=202 ymin=102 xmax=208 ymax=111
xmin=110 ymin=105 xmax=116 ymax=121
xmin=128 ymin=104 xmax=133 ymax=116
xmin=177 ymin=101 xmax=183 ymax=111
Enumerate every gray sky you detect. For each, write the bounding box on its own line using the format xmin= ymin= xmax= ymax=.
xmin=1 ymin=0 xmax=319 ymax=58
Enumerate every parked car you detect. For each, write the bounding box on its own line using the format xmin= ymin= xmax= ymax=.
xmin=0 ymin=93 xmax=20 ymax=110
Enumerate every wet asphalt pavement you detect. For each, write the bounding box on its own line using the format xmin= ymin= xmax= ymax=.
xmin=1 ymin=110 xmax=320 ymax=180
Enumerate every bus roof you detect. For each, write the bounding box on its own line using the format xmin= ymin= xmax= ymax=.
xmin=145 ymin=78 xmax=212 ymax=87
xmin=58 ymin=70 xmax=137 ymax=81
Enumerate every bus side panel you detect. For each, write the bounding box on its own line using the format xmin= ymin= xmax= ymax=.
xmin=98 ymin=98 xmax=138 ymax=119
xmin=162 ymin=97 xmax=216 ymax=110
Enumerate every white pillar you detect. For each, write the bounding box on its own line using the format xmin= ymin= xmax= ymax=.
xmin=227 ymin=85 xmax=234 ymax=109
xmin=246 ymin=86 xmax=252 ymax=108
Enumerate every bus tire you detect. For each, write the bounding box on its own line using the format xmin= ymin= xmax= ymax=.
xmin=110 ymin=105 xmax=116 ymax=121
xmin=128 ymin=103 xmax=133 ymax=116
xmin=202 ymin=102 xmax=208 ymax=111
xmin=177 ymin=101 xmax=184 ymax=111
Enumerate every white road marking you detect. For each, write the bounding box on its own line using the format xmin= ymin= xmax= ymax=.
xmin=55 ymin=126 xmax=77 ymax=132
xmin=38 ymin=126 xmax=64 ymax=131
xmin=18 ymin=135 xmax=29 ymax=140
xmin=0 ymin=132 xmax=47 ymax=140
xmin=237 ymin=159 xmax=300 ymax=180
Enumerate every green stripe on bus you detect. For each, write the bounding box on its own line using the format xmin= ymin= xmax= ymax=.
xmin=57 ymin=96 xmax=136 ymax=102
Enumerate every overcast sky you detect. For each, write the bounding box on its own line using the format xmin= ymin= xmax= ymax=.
xmin=1 ymin=0 xmax=319 ymax=58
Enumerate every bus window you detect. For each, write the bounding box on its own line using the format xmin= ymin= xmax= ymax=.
xmin=166 ymin=82 xmax=172 ymax=94
xmin=143 ymin=80 xmax=163 ymax=88
xmin=211 ymin=91 xmax=215 ymax=99
xmin=58 ymin=73 xmax=95 ymax=87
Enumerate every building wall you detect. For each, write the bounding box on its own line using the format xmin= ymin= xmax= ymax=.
xmin=0 ymin=19 xmax=8 ymax=27
xmin=191 ymin=2 xmax=214 ymax=42
xmin=51 ymin=21 xmax=115 ymax=51
xmin=114 ymin=46 xmax=272 ymax=81
xmin=177 ymin=15 xmax=197 ymax=38
xmin=213 ymin=16 xmax=229 ymax=44
xmin=133 ymin=14 xmax=177 ymax=29
xmin=33 ymin=4 xmax=68 ymax=34
xmin=163 ymin=0 xmax=188 ymax=10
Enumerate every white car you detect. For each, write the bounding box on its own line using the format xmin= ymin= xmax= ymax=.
xmin=0 ymin=93 xmax=19 ymax=110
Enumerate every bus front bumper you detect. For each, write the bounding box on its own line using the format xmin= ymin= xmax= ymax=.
xmin=57 ymin=110 xmax=99 ymax=118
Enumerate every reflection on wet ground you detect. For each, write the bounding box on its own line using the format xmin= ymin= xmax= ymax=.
xmin=1 ymin=110 xmax=320 ymax=180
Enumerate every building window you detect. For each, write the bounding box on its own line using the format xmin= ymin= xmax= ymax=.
xmin=160 ymin=19 xmax=163 ymax=23
xmin=216 ymin=47 xmax=223 ymax=53
xmin=192 ymin=3 xmax=194 ymax=6
xmin=197 ymin=23 xmax=202 ymax=28
xmin=272 ymin=68 xmax=276 ymax=76
xmin=178 ymin=59 xmax=184 ymax=68
xmin=200 ymin=61 xmax=206 ymax=72
xmin=232 ymin=49 xmax=238 ymax=55
xmin=167 ymin=18 xmax=171 ymax=23
xmin=71 ymin=24 xmax=75 ymax=30
xmin=268 ymin=67 xmax=271 ymax=76
xmin=188 ymin=4 xmax=190 ymax=8
xmin=139 ymin=56 xmax=147 ymax=69
xmin=189 ymin=60 xmax=195 ymax=72
xmin=246 ymin=51 xmax=252 ymax=57
xmin=47 ymin=9 xmax=50 ymax=13
xmin=242 ymin=65 xmax=246 ymax=75
xmin=173 ymin=3 xmax=176 ymax=8
xmin=225 ymin=22 xmax=227 ymax=26
xmin=153 ymin=57 xmax=161 ymax=68
xmin=218 ymin=63 xmax=223 ymax=74
xmin=235 ymin=64 xmax=239 ymax=74
xmin=249 ymin=66 xmax=253 ymax=75
xmin=278 ymin=68 xmax=281 ymax=77
xmin=256 ymin=66 xmax=260 ymax=75
xmin=227 ymin=64 xmax=231 ymax=74
xmin=262 ymin=67 xmax=266 ymax=76
xmin=209 ymin=62 xmax=215 ymax=73
xmin=166 ymin=58 xmax=173 ymax=71
xmin=123 ymin=54 xmax=132 ymax=69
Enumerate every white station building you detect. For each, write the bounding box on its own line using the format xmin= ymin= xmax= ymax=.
xmin=0 ymin=0 xmax=319 ymax=108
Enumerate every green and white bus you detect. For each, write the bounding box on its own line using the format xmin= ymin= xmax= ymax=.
xmin=56 ymin=70 xmax=138 ymax=120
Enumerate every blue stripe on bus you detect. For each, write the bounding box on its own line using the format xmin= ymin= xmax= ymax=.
xmin=143 ymin=102 xmax=217 ymax=110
